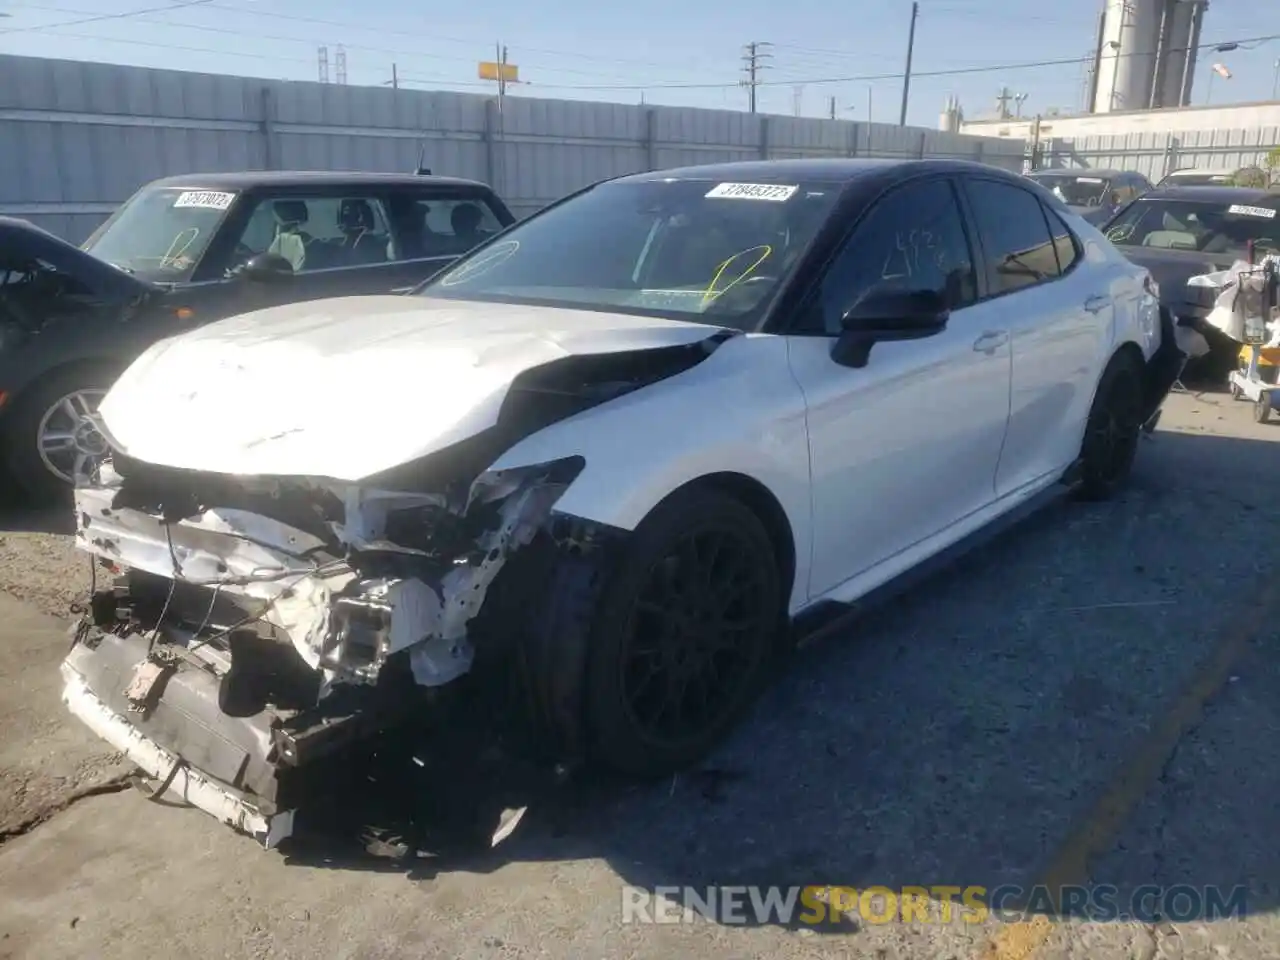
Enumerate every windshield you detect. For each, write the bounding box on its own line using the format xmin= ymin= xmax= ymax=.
xmin=83 ymin=187 xmax=237 ymax=280
xmin=418 ymin=178 xmax=842 ymax=329
xmin=1102 ymin=197 xmax=1280 ymax=259
xmin=1029 ymin=174 xmax=1113 ymax=207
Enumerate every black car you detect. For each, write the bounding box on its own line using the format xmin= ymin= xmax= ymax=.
xmin=0 ymin=171 xmax=515 ymax=498
xmin=1099 ymin=185 xmax=1280 ymax=380
xmin=1026 ymin=168 xmax=1152 ymax=226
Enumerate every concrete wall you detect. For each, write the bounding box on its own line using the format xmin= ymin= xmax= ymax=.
xmin=0 ymin=53 xmax=1026 ymax=244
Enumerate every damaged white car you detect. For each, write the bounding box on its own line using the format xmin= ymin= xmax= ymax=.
xmin=63 ymin=159 xmax=1183 ymax=847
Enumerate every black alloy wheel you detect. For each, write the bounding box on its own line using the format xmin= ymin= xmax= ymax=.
xmin=585 ymin=488 xmax=783 ymax=777
xmin=1078 ymin=357 xmax=1143 ymax=501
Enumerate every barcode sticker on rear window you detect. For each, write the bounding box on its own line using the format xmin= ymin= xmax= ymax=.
xmin=173 ymin=190 xmax=236 ymax=210
xmin=1227 ymin=204 xmax=1277 ymax=219
xmin=705 ymin=182 xmax=799 ymax=202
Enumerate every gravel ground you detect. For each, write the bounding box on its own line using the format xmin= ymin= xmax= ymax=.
xmin=0 ymin=389 xmax=1277 ymax=960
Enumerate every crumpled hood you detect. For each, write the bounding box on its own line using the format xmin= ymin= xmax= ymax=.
xmin=98 ymin=295 xmax=731 ymax=480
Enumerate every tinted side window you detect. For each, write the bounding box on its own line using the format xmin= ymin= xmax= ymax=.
xmin=232 ymin=194 xmax=395 ymax=274
xmin=1043 ymin=205 xmax=1081 ymax=274
xmin=798 ymin=178 xmax=977 ymax=335
xmin=387 ymin=193 xmax=508 ymax=261
xmin=966 ymin=179 xmax=1061 ymax=295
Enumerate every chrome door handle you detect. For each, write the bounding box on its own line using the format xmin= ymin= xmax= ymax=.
xmin=1084 ymin=295 xmax=1110 ymax=314
xmin=972 ymin=331 xmax=1008 ymax=354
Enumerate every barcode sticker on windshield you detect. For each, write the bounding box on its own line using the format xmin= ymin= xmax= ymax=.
xmin=706 ymin=182 xmax=798 ymax=202
xmin=1227 ymin=204 xmax=1277 ymax=219
xmin=173 ymin=190 xmax=236 ymax=210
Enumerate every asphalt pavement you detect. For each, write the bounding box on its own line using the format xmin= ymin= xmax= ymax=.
xmin=0 ymin=388 xmax=1277 ymax=960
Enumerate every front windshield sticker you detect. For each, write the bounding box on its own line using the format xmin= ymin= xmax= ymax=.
xmin=705 ymin=182 xmax=799 ymax=202
xmin=172 ymin=190 xmax=236 ymax=210
xmin=1227 ymin=204 xmax=1277 ymax=219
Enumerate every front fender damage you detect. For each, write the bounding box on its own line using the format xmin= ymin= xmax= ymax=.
xmin=61 ymin=334 xmax=729 ymax=849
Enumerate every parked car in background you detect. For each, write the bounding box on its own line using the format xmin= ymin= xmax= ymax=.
xmin=1157 ymin=168 xmax=1241 ymax=188
xmin=1099 ymin=184 xmax=1280 ymax=381
xmin=63 ymin=158 xmax=1182 ymax=847
xmin=1026 ymin=168 xmax=1152 ymax=226
xmin=0 ymin=171 xmax=515 ymax=498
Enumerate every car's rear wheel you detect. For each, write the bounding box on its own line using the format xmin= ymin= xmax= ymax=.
xmin=4 ymin=368 xmax=115 ymax=502
xmin=1077 ymin=353 xmax=1143 ymax=502
xmin=584 ymin=487 xmax=784 ymax=778
xmin=1254 ymin=392 xmax=1273 ymax=424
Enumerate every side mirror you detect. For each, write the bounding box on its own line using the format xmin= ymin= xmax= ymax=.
xmin=237 ymin=252 xmax=294 ymax=283
xmin=830 ymin=289 xmax=950 ymax=368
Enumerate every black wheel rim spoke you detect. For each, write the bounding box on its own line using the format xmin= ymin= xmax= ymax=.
xmin=620 ymin=528 xmax=771 ymax=746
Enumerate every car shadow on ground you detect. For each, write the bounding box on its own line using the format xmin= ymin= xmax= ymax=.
xmin=268 ymin=427 xmax=1280 ymax=933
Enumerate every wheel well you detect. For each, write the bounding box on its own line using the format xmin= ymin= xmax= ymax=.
xmin=677 ymin=471 xmax=798 ymax=600
xmin=8 ymin=359 xmax=124 ymax=412
xmin=1110 ymin=341 xmax=1145 ymax=378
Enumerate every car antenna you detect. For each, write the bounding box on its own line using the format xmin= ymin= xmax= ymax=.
xmin=414 ymin=142 xmax=431 ymax=177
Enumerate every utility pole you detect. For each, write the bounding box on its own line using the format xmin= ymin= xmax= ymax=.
xmin=1273 ymin=58 xmax=1279 ymax=100
xmin=829 ymin=95 xmax=836 ymax=119
xmin=391 ymin=63 xmax=398 ymax=90
xmin=793 ymin=86 xmax=804 ymax=117
xmin=898 ymin=1 xmax=918 ymax=126
xmin=741 ymin=41 xmax=772 ymax=114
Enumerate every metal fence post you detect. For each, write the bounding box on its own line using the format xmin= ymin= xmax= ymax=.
xmin=483 ymin=98 xmax=497 ymax=188
xmin=260 ymin=85 xmax=278 ymax=170
xmin=917 ymin=130 xmax=927 ymax=159
xmin=643 ymin=107 xmax=657 ymax=171
xmin=1162 ymin=133 xmax=1177 ymax=180
xmin=759 ymin=116 xmax=770 ymax=160
xmin=848 ymin=122 xmax=859 ymax=158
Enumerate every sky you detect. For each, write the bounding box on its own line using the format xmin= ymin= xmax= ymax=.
xmin=0 ymin=0 xmax=1275 ymax=128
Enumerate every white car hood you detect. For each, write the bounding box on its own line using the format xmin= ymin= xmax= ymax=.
xmin=99 ymin=295 xmax=730 ymax=480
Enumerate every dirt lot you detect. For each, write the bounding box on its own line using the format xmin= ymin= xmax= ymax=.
xmin=0 ymin=388 xmax=1278 ymax=960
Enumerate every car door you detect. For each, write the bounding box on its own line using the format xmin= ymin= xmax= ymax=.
xmin=959 ymin=177 xmax=1112 ymax=497
xmin=783 ymin=176 xmax=1013 ymax=600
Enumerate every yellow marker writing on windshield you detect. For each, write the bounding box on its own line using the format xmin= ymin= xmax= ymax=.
xmin=702 ymin=245 xmax=773 ymax=306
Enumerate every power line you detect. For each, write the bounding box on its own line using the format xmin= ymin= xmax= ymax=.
xmin=4 ymin=11 xmax=1276 ymax=98
xmin=0 ymin=0 xmax=210 ymax=34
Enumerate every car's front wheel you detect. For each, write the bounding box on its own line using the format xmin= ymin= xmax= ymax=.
xmin=1077 ymin=353 xmax=1143 ymax=501
xmin=4 ymin=367 xmax=115 ymax=501
xmin=583 ymin=486 xmax=785 ymax=778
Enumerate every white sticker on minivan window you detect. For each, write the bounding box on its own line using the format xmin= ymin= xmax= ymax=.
xmin=1227 ymin=204 xmax=1277 ymax=219
xmin=705 ymin=182 xmax=798 ymax=202
xmin=172 ymin=190 xmax=236 ymax=210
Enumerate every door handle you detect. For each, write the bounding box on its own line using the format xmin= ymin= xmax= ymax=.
xmin=1084 ymin=294 xmax=1110 ymax=314
xmin=972 ymin=331 xmax=1008 ymax=354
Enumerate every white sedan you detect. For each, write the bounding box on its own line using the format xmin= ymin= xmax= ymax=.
xmin=62 ymin=159 xmax=1183 ymax=847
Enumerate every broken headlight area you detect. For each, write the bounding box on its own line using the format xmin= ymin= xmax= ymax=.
xmin=63 ymin=452 xmax=590 ymax=846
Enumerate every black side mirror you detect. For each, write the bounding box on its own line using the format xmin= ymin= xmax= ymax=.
xmin=830 ymin=289 xmax=950 ymax=368
xmin=236 ymin=252 xmax=294 ymax=283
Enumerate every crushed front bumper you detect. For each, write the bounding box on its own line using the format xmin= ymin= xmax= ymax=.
xmin=61 ymin=654 xmax=295 ymax=847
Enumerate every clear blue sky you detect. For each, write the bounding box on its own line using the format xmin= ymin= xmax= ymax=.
xmin=0 ymin=0 xmax=1273 ymax=126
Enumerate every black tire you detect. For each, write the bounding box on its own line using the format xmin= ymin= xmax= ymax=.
xmin=583 ymin=486 xmax=785 ymax=778
xmin=1229 ymin=379 xmax=1243 ymax=400
xmin=1254 ymin=392 xmax=1273 ymax=424
xmin=3 ymin=366 xmax=116 ymax=503
xmin=1077 ymin=353 xmax=1144 ymax=502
